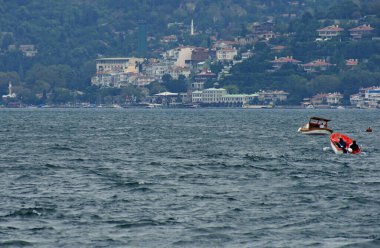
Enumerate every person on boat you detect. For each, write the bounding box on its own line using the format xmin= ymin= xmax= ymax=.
xmin=349 ymin=140 xmax=360 ymax=153
xmin=319 ymin=122 xmax=325 ymax=128
xmin=338 ymin=138 xmax=347 ymax=153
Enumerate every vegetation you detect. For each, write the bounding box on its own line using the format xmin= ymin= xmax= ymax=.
xmin=0 ymin=0 xmax=379 ymax=105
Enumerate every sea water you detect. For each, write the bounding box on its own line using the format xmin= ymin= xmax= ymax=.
xmin=0 ymin=108 xmax=379 ymax=247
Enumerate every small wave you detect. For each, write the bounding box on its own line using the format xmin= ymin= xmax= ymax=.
xmin=0 ymin=240 xmax=33 ymax=246
xmin=43 ymin=163 xmax=62 ymax=169
xmin=6 ymin=207 xmax=55 ymax=218
xmin=172 ymin=233 xmax=232 ymax=246
xmin=115 ymin=218 xmax=177 ymax=229
xmin=340 ymin=237 xmax=380 ymax=247
xmin=70 ymin=158 xmax=85 ymax=162
xmin=29 ymin=226 xmax=54 ymax=231
xmin=15 ymin=174 xmax=33 ymax=180
xmin=49 ymin=145 xmax=74 ymax=151
xmin=149 ymin=161 xmax=162 ymax=166
xmin=129 ymin=187 xmax=156 ymax=193
xmin=192 ymin=195 xmax=216 ymax=200
xmin=244 ymin=154 xmax=273 ymax=162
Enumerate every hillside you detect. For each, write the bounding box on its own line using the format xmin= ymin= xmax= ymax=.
xmin=0 ymin=0 xmax=380 ymax=105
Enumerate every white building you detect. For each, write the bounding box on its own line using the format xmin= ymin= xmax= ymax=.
xmin=191 ymin=87 xmax=259 ymax=105
xmin=2 ymin=83 xmax=16 ymax=99
xmin=95 ymin=57 xmax=144 ymax=74
xmin=350 ymin=86 xmax=380 ymax=108
xmin=326 ymin=92 xmax=343 ymax=105
xmin=216 ymin=47 xmax=238 ymax=62
xmin=201 ymin=88 xmax=227 ymax=103
xmin=191 ymin=90 xmax=203 ymax=103
xmin=176 ymin=47 xmax=194 ymax=67
xmin=257 ymin=90 xmax=289 ymax=103
xmin=144 ymin=60 xmax=172 ymax=80
xmin=92 ymin=57 xmax=145 ymax=87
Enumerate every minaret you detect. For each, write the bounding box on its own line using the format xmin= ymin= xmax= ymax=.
xmin=191 ymin=19 xmax=194 ymax=36
xmin=8 ymin=82 xmax=12 ymax=96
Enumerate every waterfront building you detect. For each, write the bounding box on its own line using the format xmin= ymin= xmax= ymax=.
xmin=311 ymin=92 xmax=343 ymax=106
xmin=350 ymin=86 xmax=380 ymax=108
xmin=257 ymin=90 xmax=289 ymax=103
xmin=201 ymin=88 xmax=227 ymax=103
xmin=191 ymin=90 xmax=203 ymax=103
xmin=326 ymin=92 xmax=343 ymax=105
xmin=190 ymin=87 xmax=282 ymax=106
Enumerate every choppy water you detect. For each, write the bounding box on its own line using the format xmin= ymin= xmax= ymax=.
xmin=0 ymin=108 xmax=379 ymax=247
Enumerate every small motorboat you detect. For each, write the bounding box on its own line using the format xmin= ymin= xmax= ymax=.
xmin=366 ymin=127 xmax=372 ymax=132
xmin=298 ymin=117 xmax=333 ymax=135
xmin=330 ymin=133 xmax=361 ymax=155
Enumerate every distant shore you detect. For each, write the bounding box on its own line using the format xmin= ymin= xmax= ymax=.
xmin=0 ymin=104 xmax=377 ymax=110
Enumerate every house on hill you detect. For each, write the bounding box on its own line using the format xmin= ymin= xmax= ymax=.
xmin=271 ymin=45 xmax=286 ymax=53
xmin=349 ymin=24 xmax=374 ymax=39
xmin=300 ymin=59 xmax=334 ymax=72
xmin=270 ymin=56 xmax=301 ymax=70
xmin=317 ymin=25 xmax=343 ymax=40
xmin=345 ymin=59 xmax=358 ymax=67
xmin=216 ymin=47 xmax=238 ymax=62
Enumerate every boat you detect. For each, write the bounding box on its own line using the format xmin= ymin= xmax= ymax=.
xmin=298 ymin=117 xmax=333 ymax=135
xmin=306 ymin=104 xmax=315 ymax=109
xmin=330 ymin=133 xmax=361 ymax=154
xmin=366 ymin=127 xmax=372 ymax=132
xmin=146 ymin=103 xmax=162 ymax=109
xmin=243 ymin=104 xmax=273 ymax=109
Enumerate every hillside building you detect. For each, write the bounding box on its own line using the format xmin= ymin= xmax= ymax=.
xmin=270 ymin=56 xmax=301 ymax=69
xmin=300 ymin=59 xmax=334 ymax=72
xmin=349 ymin=24 xmax=374 ymax=39
xmin=317 ymin=25 xmax=343 ymax=39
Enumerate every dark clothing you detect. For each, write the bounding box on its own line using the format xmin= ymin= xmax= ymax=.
xmin=350 ymin=143 xmax=359 ymax=152
xmin=338 ymin=139 xmax=346 ymax=149
xmin=338 ymin=139 xmax=347 ymax=153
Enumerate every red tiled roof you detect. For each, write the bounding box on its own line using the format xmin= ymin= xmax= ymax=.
xmin=196 ymin=71 xmax=216 ymax=76
xmin=271 ymin=56 xmax=301 ymax=63
xmin=346 ymin=59 xmax=358 ymax=66
xmin=302 ymin=59 xmax=332 ymax=67
xmin=271 ymin=45 xmax=286 ymax=50
xmin=349 ymin=24 xmax=374 ymax=32
xmin=317 ymin=25 xmax=343 ymax=32
xmin=312 ymin=93 xmax=329 ymax=99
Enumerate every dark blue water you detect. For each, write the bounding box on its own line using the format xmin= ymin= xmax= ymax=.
xmin=0 ymin=108 xmax=379 ymax=247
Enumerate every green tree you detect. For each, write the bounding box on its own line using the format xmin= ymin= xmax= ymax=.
xmin=147 ymin=81 xmax=166 ymax=95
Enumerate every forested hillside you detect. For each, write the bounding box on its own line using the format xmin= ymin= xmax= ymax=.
xmin=0 ymin=0 xmax=380 ymax=105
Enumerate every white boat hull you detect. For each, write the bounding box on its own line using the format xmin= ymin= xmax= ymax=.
xmin=330 ymin=141 xmax=343 ymax=154
xmin=298 ymin=128 xmax=332 ymax=135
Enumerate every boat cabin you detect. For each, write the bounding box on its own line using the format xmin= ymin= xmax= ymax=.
xmin=307 ymin=117 xmax=330 ymax=129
